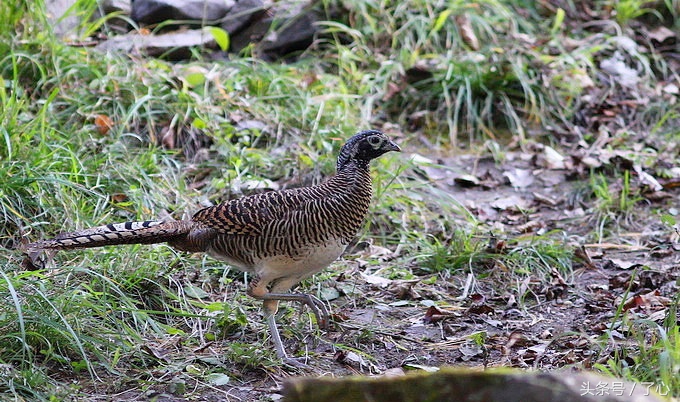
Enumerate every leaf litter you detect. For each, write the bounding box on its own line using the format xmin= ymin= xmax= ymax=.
xmin=63 ymin=6 xmax=680 ymax=401
xmin=152 ymin=120 xmax=680 ymax=400
xmin=84 ymin=136 xmax=678 ymax=400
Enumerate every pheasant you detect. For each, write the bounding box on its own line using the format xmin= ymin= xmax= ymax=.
xmin=24 ymin=129 xmax=401 ymax=366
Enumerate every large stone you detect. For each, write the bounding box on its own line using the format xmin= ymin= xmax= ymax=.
xmin=219 ymin=0 xmax=267 ymax=36
xmin=95 ymin=29 xmax=217 ymax=59
xmin=229 ymin=0 xmax=321 ymax=59
xmin=95 ymin=0 xmax=133 ymax=32
xmin=98 ymin=0 xmax=131 ymax=14
xmin=258 ymin=6 xmax=320 ymax=59
xmin=283 ymin=368 xmax=666 ymax=402
xmin=45 ymin=0 xmax=80 ymax=38
xmin=131 ymin=0 xmax=235 ymax=25
xmin=95 ymin=0 xmax=320 ymax=60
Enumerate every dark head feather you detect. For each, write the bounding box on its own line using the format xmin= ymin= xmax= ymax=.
xmin=336 ymin=130 xmax=401 ymax=171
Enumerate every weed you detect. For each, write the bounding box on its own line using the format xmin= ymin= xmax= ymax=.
xmin=223 ymin=342 xmax=275 ymax=369
xmin=2 ymin=0 xmax=679 ymax=398
xmin=609 ymin=0 xmax=661 ymax=27
xmin=595 ymin=297 xmax=680 ymax=397
xmin=214 ymin=302 xmax=249 ymax=337
xmin=417 ymin=231 xmax=486 ymax=273
xmin=317 ymin=0 xmax=550 ymax=145
xmin=589 ymin=170 xmax=645 ymax=241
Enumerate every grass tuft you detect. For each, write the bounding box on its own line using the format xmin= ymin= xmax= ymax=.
xmin=1 ymin=0 xmax=679 ymax=398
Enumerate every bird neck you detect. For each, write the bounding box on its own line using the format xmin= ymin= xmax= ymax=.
xmin=328 ymin=159 xmax=374 ymax=212
xmin=324 ymin=159 xmax=373 ymax=243
xmin=334 ymin=159 xmax=371 ymax=184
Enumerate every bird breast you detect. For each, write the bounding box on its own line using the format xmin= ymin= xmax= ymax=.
xmin=253 ymin=237 xmax=347 ymax=280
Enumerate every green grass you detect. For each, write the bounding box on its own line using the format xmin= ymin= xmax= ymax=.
xmin=1 ymin=0 xmax=680 ymax=399
xmin=320 ymin=0 xmax=547 ymax=145
xmin=589 ymin=170 xmax=646 ymax=241
xmin=415 ymin=228 xmax=574 ymax=307
xmin=595 ymin=293 xmax=680 ymax=398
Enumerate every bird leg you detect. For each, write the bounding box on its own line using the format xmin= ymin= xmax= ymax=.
xmin=247 ymin=275 xmax=331 ymax=366
xmin=262 ymin=304 xmax=310 ymax=368
xmin=260 ymin=292 xmax=330 ymax=330
xmin=247 ymin=275 xmax=330 ymax=329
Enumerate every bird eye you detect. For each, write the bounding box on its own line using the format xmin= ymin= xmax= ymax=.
xmin=368 ymin=135 xmax=382 ymax=147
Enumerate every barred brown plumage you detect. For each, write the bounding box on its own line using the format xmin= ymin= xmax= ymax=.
xmin=23 ymin=129 xmax=401 ymax=366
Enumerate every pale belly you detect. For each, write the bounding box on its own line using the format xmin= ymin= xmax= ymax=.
xmin=206 ymin=237 xmax=347 ymax=282
xmin=254 ymin=239 xmax=347 ymax=281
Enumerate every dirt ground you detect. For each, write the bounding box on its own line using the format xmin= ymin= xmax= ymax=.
xmin=77 ymin=144 xmax=679 ymax=401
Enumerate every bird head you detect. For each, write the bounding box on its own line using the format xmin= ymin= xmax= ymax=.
xmin=336 ymin=130 xmax=401 ymax=171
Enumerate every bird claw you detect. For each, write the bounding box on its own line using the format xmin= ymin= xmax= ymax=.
xmin=299 ymin=293 xmax=331 ymax=330
xmin=257 ymin=290 xmax=332 ymax=366
xmin=259 ymin=291 xmax=332 ymax=330
xmin=283 ymin=356 xmax=311 ymax=369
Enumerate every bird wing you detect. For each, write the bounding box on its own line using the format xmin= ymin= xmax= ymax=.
xmin=191 ymin=188 xmax=319 ymax=236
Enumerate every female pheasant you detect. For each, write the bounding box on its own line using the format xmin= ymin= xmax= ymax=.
xmin=25 ymin=129 xmax=401 ymax=366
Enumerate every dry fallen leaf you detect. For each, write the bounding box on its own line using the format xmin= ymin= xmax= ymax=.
xmin=383 ymin=81 xmax=403 ymax=101
xmin=455 ymin=13 xmax=480 ymax=50
xmin=110 ymin=193 xmax=128 ymax=203
xmin=454 ymin=174 xmax=481 ymax=187
xmin=542 ymin=146 xmax=566 ymax=169
xmin=503 ymin=168 xmax=534 ymax=189
xmin=515 ymin=220 xmax=544 ymax=234
xmin=459 ymin=341 xmax=485 ymax=361
xmin=634 ymin=164 xmax=663 ymax=191
xmin=490 ymin=195 xmax=531 ymax=211
xmin=382 ymin=367 xmax=406 ymax=377
xmin=466 ymin=303 xmax=494 ymax=315
xmin=646 ymin=26 xmax=676 ymax=43
xmin=161 ymin=126 xmax=175 ymax=149
xmin=141 ymin=344 xmax=171 ymax=361
xmin=650 ymin=248 xmax=673 ymax=259
xmin=505 ymin=331 xmax=531 ymax=350
xmin=387 ymin=280 xmax=421 ymax=300
xmin=360 ymin=272 xmax=393 ymax=288
xmin=622 ymin=290 xmax=670 ymax=311
xmin=300 ymin=72 xmax=319 ymax=88
xmin=605 ymin=258 xmax=642 ymax=270
xmin=402 ymin=363 xmax=440 ymax=372
xmin=573 ymin=245 xmax=596 ymax=270
xmin=662 ymin=82 xmax=679 ymax=95
xmin=643 ymin=191 xmax=672 ymax=202
xmin=346 ymin=240 xmax=395 ymax=260
xmin=467 ymin=293 xmax=495 ymax=314
xmin=423 ymin=305 xmax=456 ymax=324
xmin=600 ymin=51 xmax=640 ymax=88
xmin=94 ymin=114 xmax=114 ymax=135
xmin=550 ymin=268 xmax=569 ymax=287
xmin=609 ymin=272 xmax=639 ymax=290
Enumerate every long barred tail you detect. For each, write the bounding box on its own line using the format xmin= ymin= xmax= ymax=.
xmin=25 ymin=220 xmax=195 ymax=252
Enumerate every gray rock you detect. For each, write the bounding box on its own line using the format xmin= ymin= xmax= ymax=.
xmin=95 ymin=29 xmax=217 ymax=59
xmin=258 ymin=3 xmax=320 ymax=59
xmin=97 ymin=0 xmax=131 ymax=14
xmin=94 ymin=0 xmax=320 ymax=60
xmin=95 ymin=0 xmax=133 ymax=32
xmin=45 ymin=0 xmax=80 ymax=38
xmin=131 ymin=0 xmax=235 ymax=25
xmin=230 ymin=0 xmax=321 ymax=59
xmin=284 ymin=368 xmax=667 ymax=402
xmin=228 ymin=12 xmax=272 ymax=53
xmin=219 ymin=0 xmax=266 ymax=35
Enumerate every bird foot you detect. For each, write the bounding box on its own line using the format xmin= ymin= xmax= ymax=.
xmin=299 ymin=293 xmax=331 ymax=330
xmin=257 ymin=291 xmax=332 ymax=330
xmin=282 ymin=356 xmax=311 ymax=369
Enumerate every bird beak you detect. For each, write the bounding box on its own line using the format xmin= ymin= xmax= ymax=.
xmin=387 ymin=140 xmax=401 ymax=152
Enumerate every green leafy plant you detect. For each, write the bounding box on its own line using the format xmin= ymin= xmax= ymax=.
xmin=595 ymin=297 xmax=680 ymax=397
